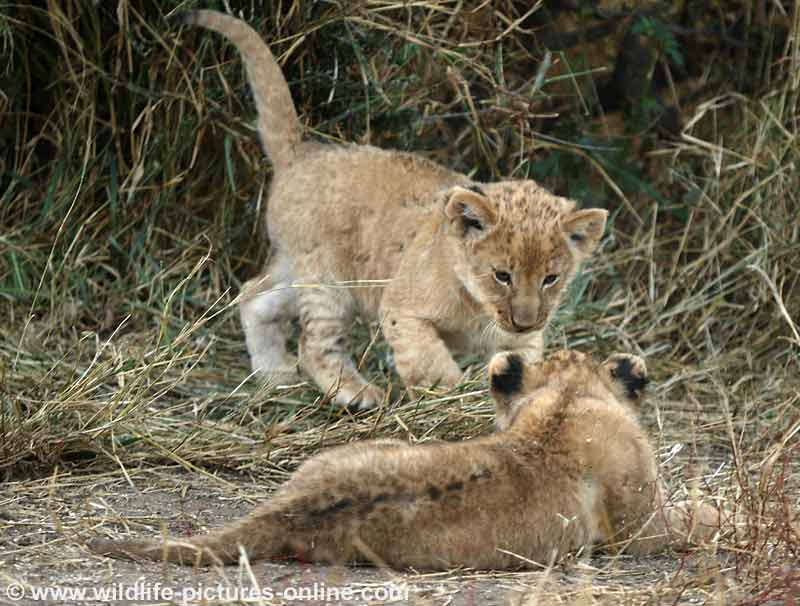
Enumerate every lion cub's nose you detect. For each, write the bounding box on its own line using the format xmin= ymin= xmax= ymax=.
xmin=510 ymin=304 xmax=539 ymax=332
xmin=511 ymin=314 xmax=537 ymax=333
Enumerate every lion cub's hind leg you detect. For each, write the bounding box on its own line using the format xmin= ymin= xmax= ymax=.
xmin=617 ymin=491 xmax=723 ymax=556
xmin=297 ymin=283 xmax=384 ymax=411
xmin=239 ymin=255 xmax=300 ymax=383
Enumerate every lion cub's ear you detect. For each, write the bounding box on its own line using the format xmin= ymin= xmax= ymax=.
xmin=602 ymin=353 xmax=648 ymax=402
xmin=444 ymin=186 xmax=498 ymax=239
xmin=489 ymin=352 xmax=526 ymax=429
xmin=560 ymin=208 xmax=608 ymax=258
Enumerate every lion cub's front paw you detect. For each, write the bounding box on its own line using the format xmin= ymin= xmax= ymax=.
xmin=603 ymin=353 xmax=648 ymax=401
xmin=251 ymin=354 xmax=301 ymax=384
xmin=332 ymin=383 xmax=385 ymax=412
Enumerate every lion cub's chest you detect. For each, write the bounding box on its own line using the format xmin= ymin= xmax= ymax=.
xmin=439 ymin=318 xmax=494 ymax=357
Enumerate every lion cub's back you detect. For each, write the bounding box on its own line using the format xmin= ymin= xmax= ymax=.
xmin=267 ymin=145 xmax=467 ymax=280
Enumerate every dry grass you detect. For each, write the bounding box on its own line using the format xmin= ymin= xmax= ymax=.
xmin=1 ymin=1 xmax=799 ymax=604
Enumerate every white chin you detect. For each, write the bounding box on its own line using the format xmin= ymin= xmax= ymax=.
xmin=495 ymin=323 xmax=518 ymax=336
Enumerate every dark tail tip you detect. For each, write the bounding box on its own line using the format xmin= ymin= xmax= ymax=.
xmin=169 ymin=11 xmax=198 ymax=27
xmin=87 ymin=537 xmax=136 ymax=561
xmin=86 ymin=537 xmax=110 ymax=554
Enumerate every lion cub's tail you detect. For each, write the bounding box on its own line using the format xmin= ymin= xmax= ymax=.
xmin=88 ymin=513 xmax=279 ymax=566
xmin=178 ymin=10 xmax=303 ymax=171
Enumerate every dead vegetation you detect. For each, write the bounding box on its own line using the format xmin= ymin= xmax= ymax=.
xmin=1 ymin=1 xmax=798 ymax=604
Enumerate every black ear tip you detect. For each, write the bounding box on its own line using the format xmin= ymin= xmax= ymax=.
xmin=490 ymin=353 xmax=524 ymax=396
xmin=610 ymin=356 xmax=648 ymax=400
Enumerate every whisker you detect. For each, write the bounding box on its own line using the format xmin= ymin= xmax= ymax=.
xmin=480 ymin=319 xmax=500 ymax=347
xmin=479 ymin=322 xmax=492 ymax=345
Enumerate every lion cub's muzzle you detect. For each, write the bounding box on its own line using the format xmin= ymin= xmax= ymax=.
xmin=510 ymin=319 xmax=539 ymax=333
xmin=506 ymin=302 xmax=545 ymax=334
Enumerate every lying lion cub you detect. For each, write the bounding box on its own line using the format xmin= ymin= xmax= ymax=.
xmin=89 ymin=350 xmax=722 ymax=570
xmin=176 ymin=10 xmax=608 ymax=409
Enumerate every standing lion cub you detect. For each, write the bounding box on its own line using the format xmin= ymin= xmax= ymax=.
xmin=89 ymin=350 xmax=723 ymax=570
xmin=177 ymin=10 xmax=608 ymax=408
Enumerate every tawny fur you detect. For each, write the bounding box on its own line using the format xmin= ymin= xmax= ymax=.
xmin=177 ymin=10 xmax=609 ymax=408
xmin=89 ymin=350 xmax=724 ymax=570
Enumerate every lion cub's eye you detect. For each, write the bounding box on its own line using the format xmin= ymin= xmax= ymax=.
xmin=494 ymin=270 xmax=512 ymax=286
xmin=542 ymin=274 xmax=559 ymax=288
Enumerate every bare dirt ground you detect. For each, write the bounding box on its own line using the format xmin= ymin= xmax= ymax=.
xmin=0 ymin=467 xmax=739 ymax=606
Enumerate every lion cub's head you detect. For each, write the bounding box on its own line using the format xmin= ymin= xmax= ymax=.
xmin=443 ymin=182 xmax=607 ymax=335
xmin=487 ymin=349 xmax=648 ymax=431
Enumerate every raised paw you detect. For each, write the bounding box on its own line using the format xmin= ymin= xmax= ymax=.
xmin=333 ymin=383 xmax=385 ymax=412
xmin=603 ymin=353 xmax=648 ymax=401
